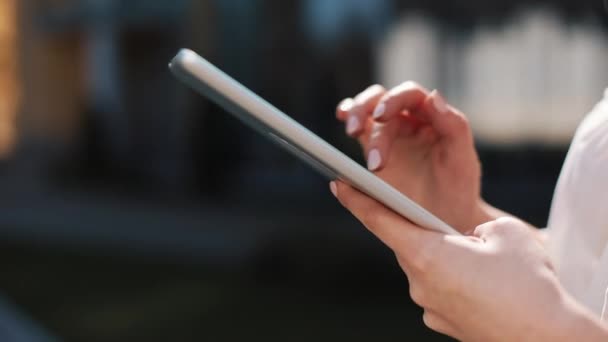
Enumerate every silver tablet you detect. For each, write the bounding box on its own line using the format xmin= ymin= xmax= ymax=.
xmin=169 ymin=49 xmax=458 ymax=235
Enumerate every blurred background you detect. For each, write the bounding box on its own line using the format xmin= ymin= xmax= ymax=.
xmin=0 ymin=0 xmax=607 ymax=341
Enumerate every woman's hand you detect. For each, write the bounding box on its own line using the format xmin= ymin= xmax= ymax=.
xmin=336 ymin=82 xmax=490 ymax=233
xmin=331 ymin=181 xmax=608 ymax=341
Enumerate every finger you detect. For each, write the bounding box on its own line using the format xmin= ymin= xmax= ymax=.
xmin=366 ymin=120 xmax=401 ymax=171
xmin=473 ymin=220 xmax=497 ymax=241
xmin=372 ymin=81 xmax=429 ymax=123
xmin=415 ymin=90 xmax=472 ymax=143
xmin=336 ymin=98 xmax=354 ymax=121
xmin=367 ymin=110 xmax=424 ymax=171
xmin=395 ymin=253 xmax=411 ymax=275
xmin=405 ymin=272 xmax=425 ymax=307
xmin=472 ymin=217 xmax=520 ymax=243
xmin=330 ymin=180 xmax=441 ymax=255
xmin=422 ymin=310 xmax=460 ymax=339
xmin=345 ymin=84 xmax=386 ymax=137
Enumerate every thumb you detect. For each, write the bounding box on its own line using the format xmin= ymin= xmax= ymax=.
xmin=472 ymin=217 xmax=524 ymax=243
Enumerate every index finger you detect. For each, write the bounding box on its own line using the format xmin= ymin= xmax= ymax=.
xmin=372 ymin=81 xmax=429 ymax=123
xmin=344 ymin=85 xmax=386 ymax=137
xmin=331 ymin=180 xmax=443 ymax=258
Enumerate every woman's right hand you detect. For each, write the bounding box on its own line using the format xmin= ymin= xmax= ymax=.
xmin=336 ymin=82 xmax=493 ymax=233
xmin=332 ymin=182 xmax=606 ymax=341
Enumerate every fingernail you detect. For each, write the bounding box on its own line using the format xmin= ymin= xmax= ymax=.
xmin=330 ymin=181 xmax=338 ymax=197
xmin=339 ymin=98 xmax=354 ymax=112
xmin=431 ymin=90 xmax=448 ymax=114
xmin=367 ymin=149 xmax=382 ymax=171
xmin=346 ymin=116 xmax=360 ymax=135
xmin=372 ymin=103 xmax=386 ymax=119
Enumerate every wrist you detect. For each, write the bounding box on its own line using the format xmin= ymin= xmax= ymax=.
xmin=546 ymin=290 xmax=608 ymax=341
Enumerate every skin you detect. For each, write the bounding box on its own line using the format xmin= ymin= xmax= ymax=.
xmin=336 ymin=83 xmax=491 ymax=233
xmin=332 ymin=82 xmax=608 ymax=340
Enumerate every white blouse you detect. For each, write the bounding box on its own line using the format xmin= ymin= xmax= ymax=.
xmin=547 ymin=88 xmax=608 ymax=320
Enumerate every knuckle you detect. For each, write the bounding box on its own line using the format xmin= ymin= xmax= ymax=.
xmin=383 ymin=81 xmax=428 ymax=107
xmin=423 ymin=312 xmax=453 ymax=336
xmin=367 ymin=84 xmax=386 ymax=93
xmin=422 ymin=311 xmax=439 ymax=330
xmin=495 ymin=216 xmax=518 ymax=226
xmin=398 ymin=80 xmax=428 ymax=97
xmin=493 ymin=217 xmax=519 ymax=234
xmin=355 ymin=84 xmax=386 ymax=104
xmin=409 ymin=239 xmax=442 ymax=274
xmin=409 ymin=283 xmax=426 ymax=307
xmin=474 ymin=221 xmax=495 ymax=237
xmin=410 ymin=248 xmax=433 ymax=274
xmin=399 ymin=80 xmax=422 ymax=91
xmin=475 ymin=217 xmax=525 ymax=240
xmin=493 ymin=220 xmax=511 ymax=233
xmin=409 ymin=252 xmax=429 ymax=273
xmin=496 ymin=217 xmax=530 ymax=239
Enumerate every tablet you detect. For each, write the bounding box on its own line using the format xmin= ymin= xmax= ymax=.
xmin=169 ymin=49 xmax=459 ymax=235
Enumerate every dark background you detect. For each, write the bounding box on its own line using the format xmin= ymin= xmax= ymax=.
xmin=0 ymin=0 xmax=607 ymax=341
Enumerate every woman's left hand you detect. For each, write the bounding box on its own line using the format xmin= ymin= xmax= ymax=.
xmin=331 ymin=180 xmax=583 ymax=341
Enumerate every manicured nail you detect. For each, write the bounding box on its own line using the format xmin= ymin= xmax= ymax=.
xmin=367 ymin=149 xmax=382 ymax=171
xmin=330 ymin=181 xmax=338 ymax=197
xmin=339 ymin=98 xmax=354 ymax=112
xmin=431 ymin=90 xmax=448 ymax=114
xmin=346 ymin=116 xmax=360 ymax=135
xmin=372 ymin=103 xmax=386 ymax=119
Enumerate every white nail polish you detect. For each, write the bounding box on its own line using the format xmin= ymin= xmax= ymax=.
xmin=367 ymin=149 xmax=382 ymax=171
xmin=330 ymin=181 xmax=338 ymax=197
xmin=431 ymin=90 xmax=448 ymax=114
xmin=346 ymin=116 xmax=360 ymax=135
xmin=373 ymin=103 xmax=386 ymax=119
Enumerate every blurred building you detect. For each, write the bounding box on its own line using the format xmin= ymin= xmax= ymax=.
xmin=1 ymin=1 xmax=608 ymax=340
xmin=14 ymin=0 xmax=192 ymax=191
xmin=0 ymin=0 xmax=18 ymax=158
xmin=378 ymin=8 xmax=608 ymax=145
xmin=2 ymin=0 xmax=606 ymax=245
